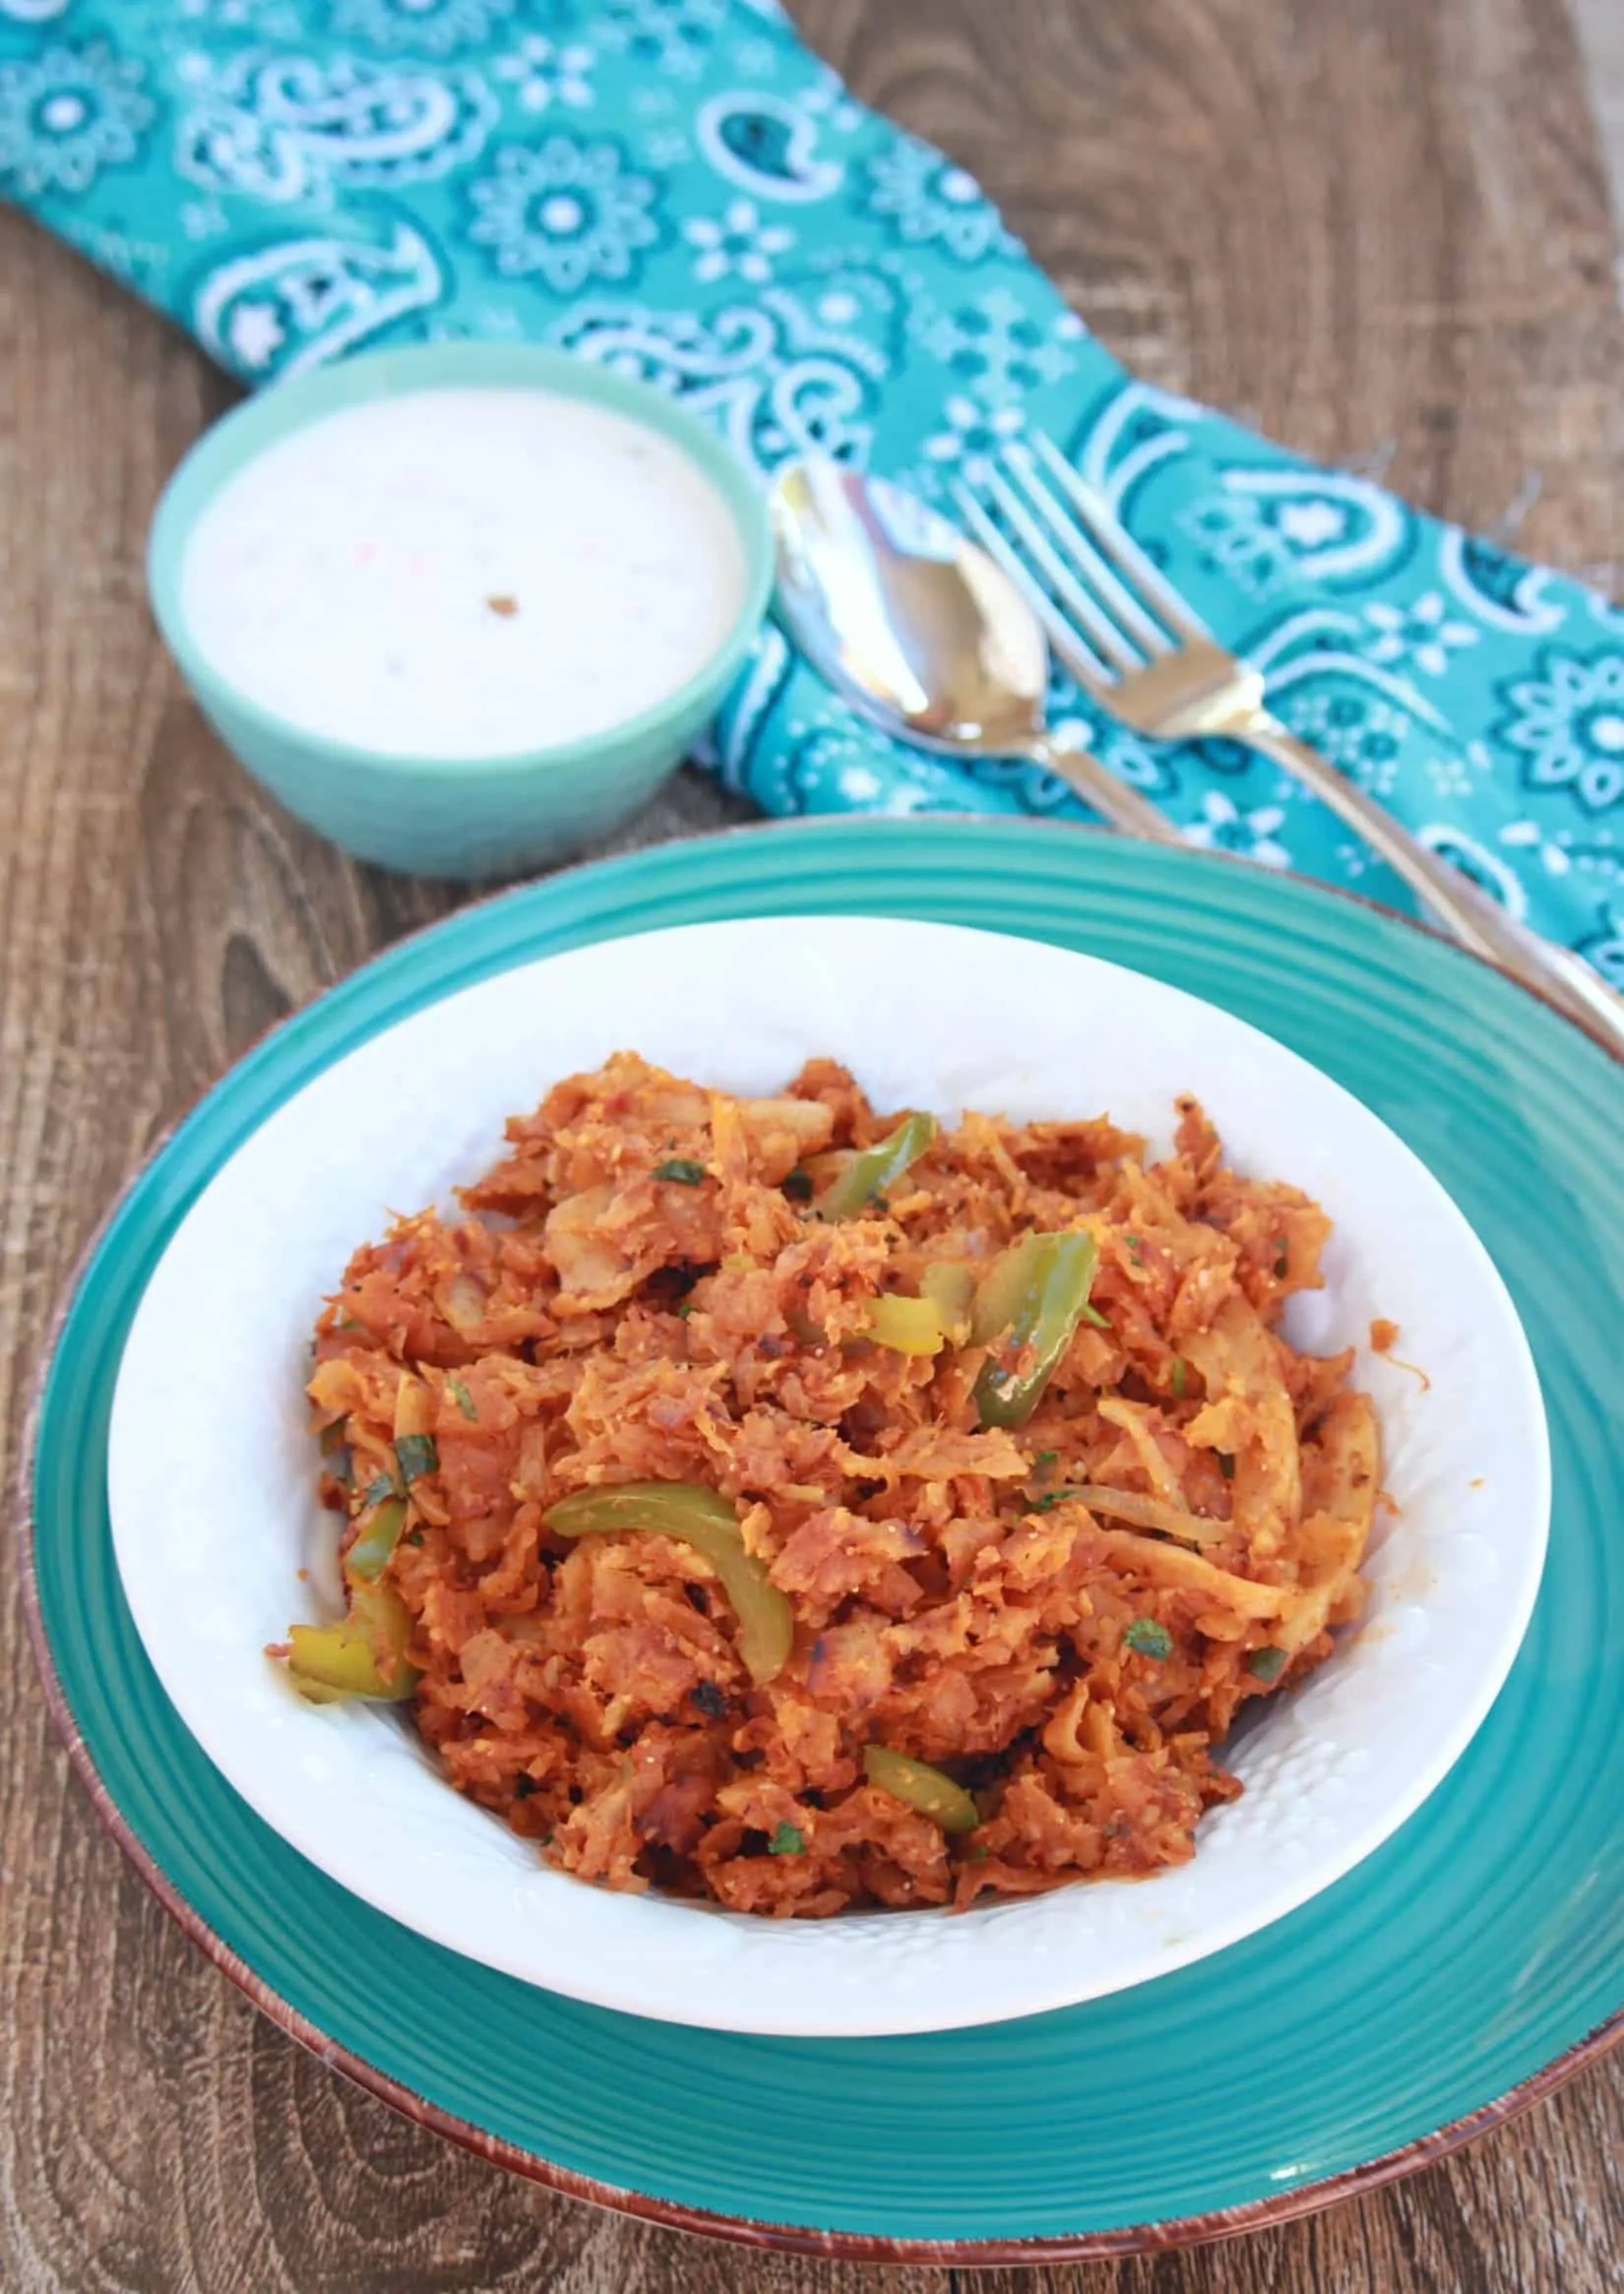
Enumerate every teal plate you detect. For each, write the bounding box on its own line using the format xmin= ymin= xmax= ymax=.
xmin=23 ymin=818 xmax=1624 ymax=2262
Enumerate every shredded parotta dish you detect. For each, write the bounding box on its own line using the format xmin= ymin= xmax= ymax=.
xmin=276 ymin=1052 xmax=1379 ymax=1916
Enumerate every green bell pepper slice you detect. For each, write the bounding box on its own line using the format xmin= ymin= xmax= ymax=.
xmin=862 ymin=1744 xmax=979 ymax=1834
xmin=863 ymin=1293 xmax=946 ymax=1356
xmin=544 ymin=1480 xmax=793 ymax=1684
xmin=344 ymin=1495 xmax=407 ymax=1585
xmin=816 ymin=1111 xmax=938 ymax=1220
xmin=318 ymin=1416 xmax=353 ymax=1488
xmin=970 ymin=1230 xmax=1100 ymax=1429
xmin=918 ymin=1261 xmax=975 ymax=1344
xmin=286 ymin=1581 xmax=419 ymax=1704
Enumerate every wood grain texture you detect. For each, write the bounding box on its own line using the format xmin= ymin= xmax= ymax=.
xmin=1570 ymin=0 xmax=1624 ymax=254
xmin=3 ymin=2 xmax=1622 ymax=2286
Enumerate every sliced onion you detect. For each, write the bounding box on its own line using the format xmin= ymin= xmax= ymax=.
xmin=1061 ymin=1484 xmax=1228 ymax=1547
xmin=436 ymin=1272 xmax=487 ymax=1333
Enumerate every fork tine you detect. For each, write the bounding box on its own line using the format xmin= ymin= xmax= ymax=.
xmin=999 ymin=441 xmax=1173 ymax=659
xmin=951 ymin=481 xmax=1116 ymax=689
xmin=968 ymin=466 xmax=1149 ymax=677
xmin=1028 ymin=433 xmax=1215 ymax=648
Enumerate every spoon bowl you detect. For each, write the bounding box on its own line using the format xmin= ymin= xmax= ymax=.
xmin=768 ymin=456 xmax=1177 ymax=841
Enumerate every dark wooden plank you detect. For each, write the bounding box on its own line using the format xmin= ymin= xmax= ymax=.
xmin=2 ymin=2 xmax=1620 ymax=2287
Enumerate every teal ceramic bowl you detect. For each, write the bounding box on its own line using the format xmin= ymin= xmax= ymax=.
xmin=146 ymin=342 xmax=773 ymax=880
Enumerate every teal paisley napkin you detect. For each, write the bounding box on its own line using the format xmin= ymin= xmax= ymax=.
xmin=3 ymin=0 xmax=1621 ymax=975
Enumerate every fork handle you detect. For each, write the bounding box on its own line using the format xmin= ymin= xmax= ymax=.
xmin=1026 ymin=733 xmax=1186 ymax=846
xmin=1244 ymin=716 xmax=1624 ymax=1055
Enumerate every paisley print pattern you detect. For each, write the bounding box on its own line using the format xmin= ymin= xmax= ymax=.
xmin=493 ymin=35 xmax=594 ymax=117
xmin=695 ymin=89 xmax=843 ymax=202
xmin=597 ymin=0 xmax=726 ymax=80
xmin=862 ymin=131 xmax=1019 ymax=264
xmin=466 ymin=133 xmax=663 ymax=290
xmin=681 ymin=192 xmax=791 ymax=283
xmin=1492 ymin=646 xmax=1624 ymax=815
xmin=1177 ymin=465 xmax=1413 ymax=598
xmin=550 ymin=284 xmax=890 ymax=466
xmin=191 ymin=217 xmax=443 ymax=373
xmin=0 ymin=38 xmax=154 ymax=194
xmin=0 ymin=2 xmax=1618 ymax=961
xmin=175 ymin=51 xmax=495 ymax=204
xmin=324 ymin=0 xmax=519 ymax=58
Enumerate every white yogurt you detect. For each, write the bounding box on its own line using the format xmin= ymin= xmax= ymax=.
xmin=179 ymin=386 xmax=750 ymax=759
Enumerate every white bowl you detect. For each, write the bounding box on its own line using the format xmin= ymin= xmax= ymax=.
xmin=106 ymin=916 xmax=1549 ymax=2036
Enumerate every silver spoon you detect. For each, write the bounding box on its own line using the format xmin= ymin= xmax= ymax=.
xmin=768 ymin=456 xmax=1181 ymax=844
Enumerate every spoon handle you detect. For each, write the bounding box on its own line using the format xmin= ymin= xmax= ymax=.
xmin=1025 ymin=734 xmax=1186 ymax=845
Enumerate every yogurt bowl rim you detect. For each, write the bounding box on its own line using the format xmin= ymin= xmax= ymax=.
xmin=146 ymin=340 xmax=775 ymax=780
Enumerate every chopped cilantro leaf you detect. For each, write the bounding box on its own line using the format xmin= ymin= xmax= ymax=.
xmin=1246 ymin=1644 xmax=1288 ymax=1683
xmin=406 ymin=1530 xmax=425 ymax=1547
xmin=768 ymin=1821 xmax=806 ymax=1857
xmin=674 ymin=1299 xmax=695 ymax=1320
xmin=394 ymin=1433 xmax=439 ymax=1487
xmin=1032 ymin=1450 xmax=1058 ymax=1478
xmin=654 ymin=1158 xmax=707 ymax=1185
xmin=1170 ymin=1356 xmax=1188 ymax=1399
xmin=1123 ymin=1617 xmax=1172 ymax=1660
xmin=447 ymin=1376 xmax=478 ymax=1422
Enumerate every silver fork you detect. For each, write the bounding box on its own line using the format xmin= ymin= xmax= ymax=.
xmin=954 ymin=434 xmax=1624 ymax=1053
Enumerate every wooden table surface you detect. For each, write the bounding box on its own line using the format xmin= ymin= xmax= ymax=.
xmin=4 ymin=2 xmax=1622 ymax=2287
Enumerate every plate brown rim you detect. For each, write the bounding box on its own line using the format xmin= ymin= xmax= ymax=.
xmin=17 ymin=814 xmax=1624 ymax=2263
